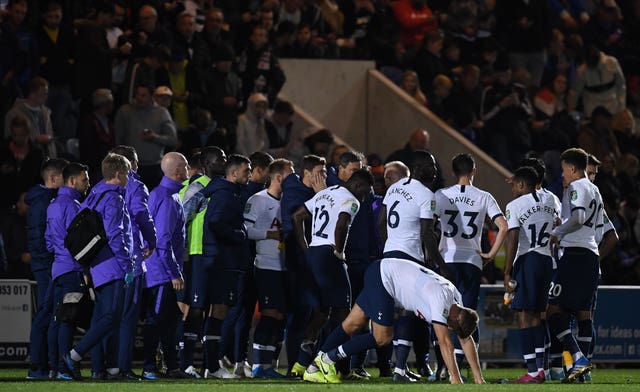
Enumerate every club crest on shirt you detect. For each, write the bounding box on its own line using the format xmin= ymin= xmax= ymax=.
xmin=351 ymin=203 xmax=358 ymax=213
xmin=244 ymin=203 xmax=252 ymax=213
xmin=430 ymin=200 xmax=436 ymax=211
xmin=570 ymin=190 xmax=577 ymax=201
xmin=505 ymin=209 xmax=510 ymax=220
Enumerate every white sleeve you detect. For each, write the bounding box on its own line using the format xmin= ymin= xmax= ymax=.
xmin=338 ymin=197 xmax=359 ymax=219
xmin=304 ymin=197 xmax=314 ymax=214
xmin=486 ymin=194 xmax=504 ymax=221
xmin=419 ymin=192 xmax=435 ymax=220
xmin=567 ymin=182 xmax=590 ymax=212
xmin=244 ymin=195 xmax=266 ymax=240
xmin=505 ymin=200 xmax=520 ymax=230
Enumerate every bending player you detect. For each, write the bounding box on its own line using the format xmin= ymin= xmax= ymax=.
xmin=305 ymin=257 xmax=485 ymax=384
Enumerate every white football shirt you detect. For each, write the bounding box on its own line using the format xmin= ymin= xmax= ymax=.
xmin=244 ymin=189 xmax=285 ymax=271
xmin=304 ymin=185 xmax=360 ymax=248
xmin=505 ymin=191 xmax=558 ymax=258
xmin=434 ymin=184 xmax=503 ymax=269
xmin=380 ymin=258 xmax=462 ymax=325
xmin=382 ymin=177 xmax=436 ymax=261
xmin=556 ymin=177 xmax=603 ymax=254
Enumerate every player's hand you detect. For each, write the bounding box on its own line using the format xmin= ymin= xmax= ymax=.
xmin=172 ymin=277 xmax=184 ymax=291
xmin=311 ymin=171 xmax=326 ymax=193
xmin=549 ymin=235 xmax=559 ymax=252
xmin=504 ymin=274 xmax=514 ymax=293
xmin=142 ymin=247 xmax=154 ymax=259
xmin=478 ymin=251 xmax=494 ymax=266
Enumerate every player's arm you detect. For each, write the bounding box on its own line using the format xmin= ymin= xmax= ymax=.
xmin=549 ymin=208 xmax=586 ymax=250
xmin=599 ymin=230 xmax=619 ymax=259
xmin=292 ymin=205 xmax=311 ymax=251
xmin=459 ymin=335 xmax=485 ymax=384
xmin=334 ymin=212 xmax=352 ymax=259
xmin=479 ymin=215 xmax=508 ymax=264
xmin=377 ymin=204 xmax=388 ymax=244
xmin=421 ymin=218 xmax=451 ymax=279
xmin=432 ymin=322 xmax=464 ymax=384
xmin=503 ymin=228 xmax=519 ymax=293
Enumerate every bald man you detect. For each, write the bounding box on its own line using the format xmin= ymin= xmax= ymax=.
xmin=386 ymin=129 xmax=444 ymax=190
xmin=134 ymin=4 xmax=173 ymax=54
xmin=141 ymin=152 xmax=191 ymax=379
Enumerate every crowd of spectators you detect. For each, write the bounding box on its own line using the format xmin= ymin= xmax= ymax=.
xmin=1 ymin=0 xmax=639 ymax=284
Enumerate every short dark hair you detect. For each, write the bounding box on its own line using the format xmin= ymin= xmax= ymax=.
xmin=200 ymin=146 xmax=225 ymax=167
xmin=452 ymin=153 xmax=475 ymax=177
xmin=26 ymin=77 xmax=48 ymax=97
xmin=513 ymin=166 xmax=538 ymax=189
xmin=134 ymin=80 xmax=155 ymax=95
xmin=249 ymin=151 xmax=274 ymax=170
xmin=455 ymin=306 xmax=479 ymax=339
xmin=561 ymin=148 xmax=588 ymax=171
xmin=338 ymin=151 xmax=363 ymax=168
xmin=587 ymin=154 xmax=602 ymax=167
xmin=410 ymin=149 xmax=436 ymax=174
xmin=269 ymin=158 xmax=293 ymax=177
xmin=274 ymin=100 xmax=294 ymax=115
xmin=189 ymin=152 xmax=202 ymax=171
xmin=345 ymin=168 xmax=374 ymax=188
xmin=63 ymin=162 xmax=89 ymax=183
xmin=225 ymin=154 xmax=251 ymax=175
xmin=520 ymin=157 xmax=545 ymax=184
xmin=301 ymin=155 xmax=326 ymax=178
xmin=44 ymin=1 xmax=62 ymax=13
xmin=110 ymin=145 xmax=137 ymax=164
xmin=41 ymin=158 xmax=69 ymax=181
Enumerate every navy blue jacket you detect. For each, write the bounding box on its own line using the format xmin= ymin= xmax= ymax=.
xmin=243 ymin=180 xmax=266 ymax=203
xmin=281 ymin=173 xmax=314 ymax=238
xmin=25 ymin=185 xmax=57 ymax=272
xmin=202 ymin=177 xmax=250 ymax=271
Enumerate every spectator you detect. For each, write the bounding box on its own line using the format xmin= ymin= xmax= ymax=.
xmin=547 ymin=0 xmax=589 ymax=29
xmin=532 ymin=73 xmax=574 ymax=151
xmin=265 ymin=100 xmax=294 ymax=157
xmin=570 ymin=45 xmax=626 ymax=117
xmin=494 ymin=0 xmax=551 ymax=87
xmin=445 ymin=65 xmax=484 ymax=141
xmin=4 ymin=77 xmax=56 ymax=158
xmin=78 ymin=89 xmax=116 ymax=182
xmin=132 ymin=5 xmax=173 ymax=56
xmin=426 ymin=74 xmax=453 ymax=120
xmin=480 ymin=57 xmax=533 ymax=169
xmin=542 ymin=29 xmax=577 ymax=86
xmin=281 ymin=23 xmax=324 ymax=58
xmin=412 ymin=31 xmax=448 ymax=92
xmin=198 ymin=8 xmax=234 ymax=57
xmin=391 ymin=0 xmax=438 ymax=47
xmin=340 ymin=0 xmax=376 ymax=59
xmin=114 ymin=83 xmax=177 ymax=189
xmin=0 ymin=115 xmax=45 ymax=210
xmin=577 ymin=106 xmax=621 ymax=161
xmin=154 ymin=85 xmax=173 ymax=111
xmin=399 ymin=70 xmax=427 ymax=106
xmin=172 ymin=11 xmax=210 ymax=72
xmin=581 ymin=2 xmax=624 ymax=56
xmin=165 ymin=51 xmax=195 ymax=132
xmin=238 ymin=25 xmax=286 ymax=105
xmin=236 ymin=93 xmax=268 ymax=156
xmin=0 ymin=0 xmax=39 ymax=121
xmin=192 ymin=44 xmax=242 ymax=135
xmin=0 ymin=192 xmax=29 ymax=279
xmin=72 ymin=1 xmax=128 ymax=110
xmin=303 ymin=128 xmax=334 ymax=159
xmin=35 ymin=1 xmax=76 ymax=142
xmin=278 ymin=0 xmax=303 ymax=28
xmin=178 ymin=108 xmax=233 ymax=156
xmin=368 ymin=0 xmax=400 ymax=67
xmin=122 ymin=45 xmax=169 ymax=105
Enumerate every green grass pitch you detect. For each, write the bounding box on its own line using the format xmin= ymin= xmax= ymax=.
xmin=1 ymin=368 xmax=639 ymax=391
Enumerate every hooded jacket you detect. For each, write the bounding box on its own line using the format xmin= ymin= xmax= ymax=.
xmin=25 ymin=185 xmax=57 ymax=272
xmin=144 ymin=176 xmax=185 ymax=288
xmin=46 ymin=186 xmax=83 ymax=280
xmin=202 ymin=176 xmax=250 ymax=270
xmin=126 ymin=170 xmax=156 ymax=276
xmin=281 ymin=173 xmax=314 ymax=238
xmin=236 ymin=93 xmax=268 ymax=156
xmin=82 ymin=181 xmax=133 ymax=288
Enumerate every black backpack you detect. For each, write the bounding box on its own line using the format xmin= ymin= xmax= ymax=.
xmin=64 ymin=191 xmax=115 ymax=266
